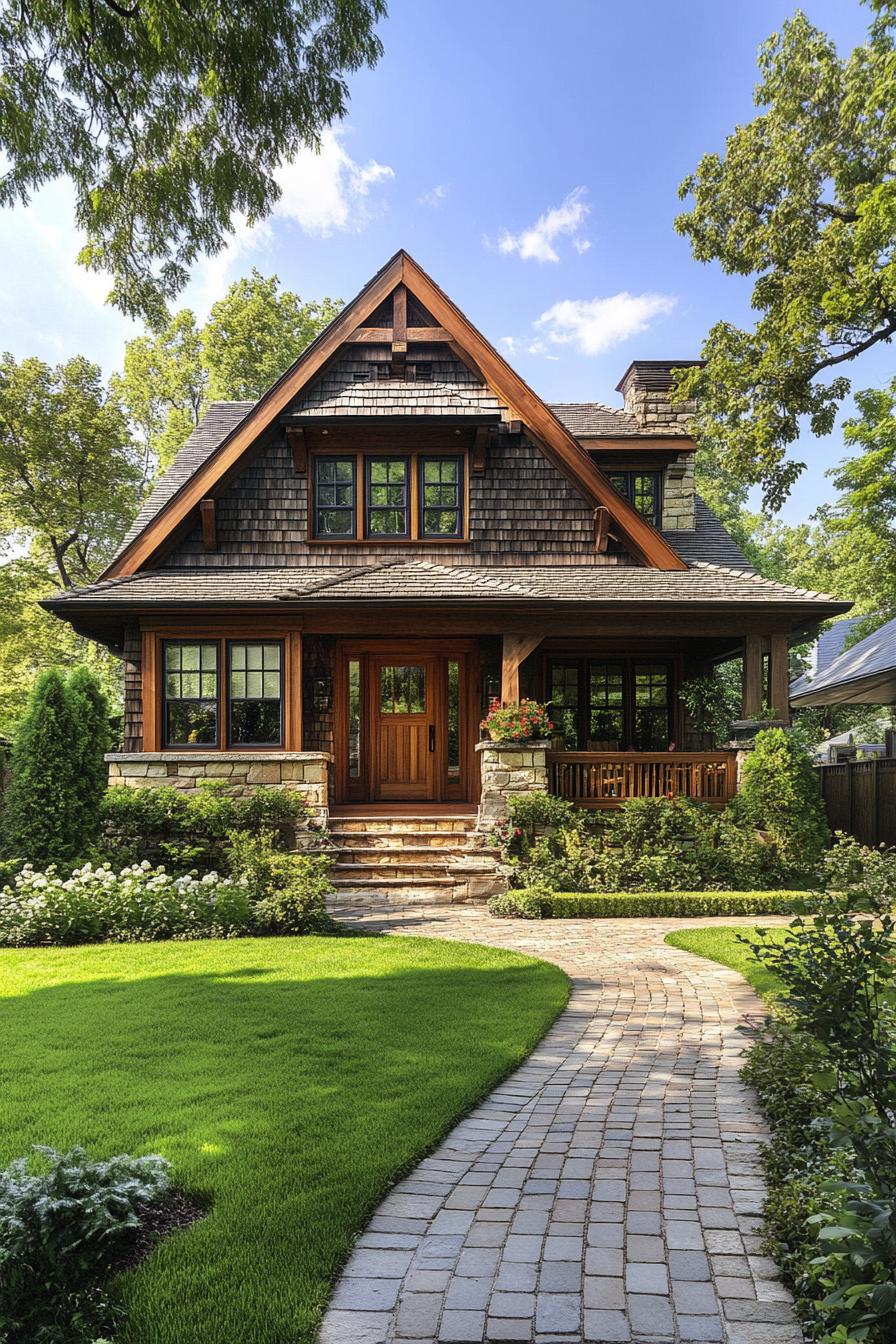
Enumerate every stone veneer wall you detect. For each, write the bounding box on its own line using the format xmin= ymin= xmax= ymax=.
xmin=476 ymin=740 xmax=549 ymax=829
xmin=106 ymin=752 xmax=330 ymax=824
xmin=661 ymin=453 xmax=697 ymax=531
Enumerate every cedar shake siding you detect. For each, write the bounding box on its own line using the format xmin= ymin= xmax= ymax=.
xmin=165 ymin=425 xmax=634 ymax=569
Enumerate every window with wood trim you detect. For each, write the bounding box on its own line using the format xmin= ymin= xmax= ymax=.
xmin=311 ymin=453 xmax=467 ymax=542
xmin=163 ymin=641 xmax=219 ymax=746
xmin=607 ymin=471 xmax=661 ymax=527
xmin=548 ymin=658 xmax=672 ymax=751
xmin=228 ymin=641 xmax=284 ymax=745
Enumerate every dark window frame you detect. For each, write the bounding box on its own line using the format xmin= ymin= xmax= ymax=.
xmin=162 ymin=639 xmax=220 ymax=749
xmin=226 ymin=639 xmax=285 ymax=748
xmin=313 ymin=455 xmax=357 ymax=539
xmin=365 ymin=455 xmax=411 ymax=539
xmin=606 ymin=470 xmax=662 ymax=528
xmin=547 ymin=657 xmax=673 ymax=751
xmin=418 ymin=454 xmax=464 ymax=539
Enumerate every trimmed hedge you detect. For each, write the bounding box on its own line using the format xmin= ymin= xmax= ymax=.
xmin=489 ymin=888 xmax=809 ymax=919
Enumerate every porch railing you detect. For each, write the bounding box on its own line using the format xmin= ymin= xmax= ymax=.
xmin=547 ymin=750 xmax=739 ymax=809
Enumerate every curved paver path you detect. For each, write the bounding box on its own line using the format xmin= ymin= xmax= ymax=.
xmin=320 ymin=905 xmax=800 ymax=1344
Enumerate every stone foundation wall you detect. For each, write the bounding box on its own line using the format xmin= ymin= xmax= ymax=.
xmin=476 ymin=740 xmax=549 ymax=828
xmin=105 ymin=752 xmax=330 ymax=824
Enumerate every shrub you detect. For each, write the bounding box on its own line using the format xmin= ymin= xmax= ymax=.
xmin=225 ymin=830 xmax=334 ymax=934
xmin=99 ymin=783 xmax=312 ymax=873
xmin=819 ymin=832 xmax=896 ymax=911
xmin=499 ymin=794 xmax=793 ymax=893
xmin=488 ymin=889 xmax=806 ymax=919
xmin=480 ymin=698 xmax=553 ymax=742
xmin=2 ymin=669 xmax=81 ymax=867
xmin=0 ymin=1144 xmax=170 ymax=1344
xmin=0 ymin=862 xmax=253 ymax=946
xmin=66 ymin=667 xmax=111 ymax=857
xmin=733 ymin=727 xmax=829 ymax=871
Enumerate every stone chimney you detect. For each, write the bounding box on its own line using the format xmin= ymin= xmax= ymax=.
xmin=615 ymin=360 xmax=703 ymax=433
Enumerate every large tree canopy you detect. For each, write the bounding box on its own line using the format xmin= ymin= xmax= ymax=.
xmin=675 ymin=1 xmax=896 ymax=509
xmin=113 ymin=270 xmax=342 ymax=472
xmin=0 ymin=0 xmax=385 ymax=325
xmin=0 ymin=354 xmax=141 ymax=587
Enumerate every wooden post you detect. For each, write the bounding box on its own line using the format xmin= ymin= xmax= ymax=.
xmin=501 ymin=634 xmax=543 ymax=704
xmin=199 ymin=498 xmax=216 ymax=551
xmin=769 ymin=632 xmax=791 ymax=724
xmin=742 ymin=635 xmax=764 ymax=718
xmin=391 ymin=284 xmax=407 ymax=377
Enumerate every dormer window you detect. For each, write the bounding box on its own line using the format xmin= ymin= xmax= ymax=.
xmin=607 ymin=471 xmax=661 ymax=527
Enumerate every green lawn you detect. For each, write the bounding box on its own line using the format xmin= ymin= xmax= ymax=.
xmin=665 ymin=926 xmax=786 ymax=996
xmin=0 ymin=935 xmax=568 ymax=1344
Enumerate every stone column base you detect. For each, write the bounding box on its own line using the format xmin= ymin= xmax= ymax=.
xmin=475 ymin=739 xmax=550 ymax=830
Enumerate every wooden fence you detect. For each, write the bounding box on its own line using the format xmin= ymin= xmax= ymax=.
xmin=547 ymin=751 xmax=738 ymax=809
xmin=815 ymin=758 xmax=896 ymax=847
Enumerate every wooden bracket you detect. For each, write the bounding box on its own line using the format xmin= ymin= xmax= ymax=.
xmin=593 ymin=506 xmax=610 ymax=554
xmin=472 ymin=425 xmax=490 ymax=475
xmin=501 ymin=633 xmax=544 ymax=704
xmin=390 ymin=284 xmax=407 ymax=377
xmin=286 ymin=426 xmax=307 ymax=475
xmin=199 ymin=498 xmax=216 ymax=552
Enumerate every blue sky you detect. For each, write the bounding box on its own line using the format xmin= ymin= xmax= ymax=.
xmin=0 ymin=0 xmax=887 ymax=524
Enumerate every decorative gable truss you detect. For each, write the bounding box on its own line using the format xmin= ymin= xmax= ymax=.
xmin=102 ymin=251 xmax=687 ymax=578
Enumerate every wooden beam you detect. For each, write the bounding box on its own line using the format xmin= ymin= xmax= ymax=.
xmin=199 ymin=498 xmax=216 ymax=551
xmin=501 ymin=633 xmax=544 ymax=704
xmin=472 ymin=425 xmax=490 ymax=475
xmin=346 ymin=325 xmax=452 ymax=344
xmin=769 ymin=631 xmax=791 ymax=724
xmin=742 ymin=634 xmax=765 ymax=718
xmin=391 ymin=284 xmax=407 ymax=377
xmin=286 ymin=426 xmax=307 ymax=475
xmin=593 ymin=506 xmax=610 ymax=554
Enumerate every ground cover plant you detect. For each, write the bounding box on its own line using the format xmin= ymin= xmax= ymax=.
xmin=0 ymin=936 xmax=568 ymax=1343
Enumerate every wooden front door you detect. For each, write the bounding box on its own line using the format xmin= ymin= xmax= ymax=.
xmin=335 ymin=640 xmax=479 ymax=804
xmin=372 ymin=657 xmax=437 ymax=800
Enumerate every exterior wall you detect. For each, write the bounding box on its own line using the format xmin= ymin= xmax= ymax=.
xmin=106 ymin=751 xmax=330 ymax=824
xmin=476 ymin=740 xmax=549 ymax=828
xmin=620 ymin=377 xmax=697 ymax=433
xmin=661 ymin=454 xmax=697 ymax=532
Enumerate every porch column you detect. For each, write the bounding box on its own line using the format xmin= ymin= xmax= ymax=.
xmin=286 ymin=630 xmax=303 ymax=749
xmin=742 ymin=635 xmax=765 ymax=719
xmin=769 ymin=631 xmax=791 ymax=725
xmin=501 ymin=634 xmax=543 ymax=703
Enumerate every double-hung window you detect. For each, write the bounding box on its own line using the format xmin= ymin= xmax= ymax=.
xmin=161 ymin=639 xmax=284 ymax=748
xmin=311 ymin=454 xmax=466 ymax=541
xmin=607 ymin=471 xmax=661 ymax=527
xmin=420 ymin=456 xmax=463 ymax=537
xmin=547 ymin=658 xmax=672 ymax=751
xmin=313 ymin=457 xmax=356 ymax=537
xmin=366 ymin=457 xmax=410 ymax=536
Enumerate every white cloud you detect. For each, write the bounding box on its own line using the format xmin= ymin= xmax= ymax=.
xmin=497 ymin=187 xmax=590 ymax=263
xmin=535 ymin=291 xmax=678 ymax=356
xmin=418 ymin=184 xmax=449 ymax=207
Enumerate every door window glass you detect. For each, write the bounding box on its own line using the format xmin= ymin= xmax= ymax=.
xmin=380 ymin=665 xmax=426 ymax=714
xmin=348 ymin=659 xmax=361 ymax=778
xmin=549 ymin=663 xmax=580 ymax=749
xmin=447 ymin=660 xmax=460 ymax=777
xmin=633 ymin=663 xmax=671 ymax=749
xmin=588 ymin=662 xmax=625 ymax=746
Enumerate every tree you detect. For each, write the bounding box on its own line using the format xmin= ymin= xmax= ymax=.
xmin=0 ymin=354 xmax=141 ymax=588
xmin=0 ymin=1 xmax=385 ymax=325
xmin=2 ymin=669 xmax=80 ymax=865
xmin=66 ymin=667 xmax=111 ymax=851
xmin=675 ymin=2 xmax=896 ymax=508
xmin=204 ymin=270 xmax=342 ymax=401
xmin=111 ymin=309 xmax=207 ymax=474
xmin=734 ymin=727 xmax=830 ymax=871
xmin=114 ymin=272 xmax=342 ymax=471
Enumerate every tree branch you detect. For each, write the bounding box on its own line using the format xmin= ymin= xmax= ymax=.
xmin=808 ymin=319 xmax=896 ymax=377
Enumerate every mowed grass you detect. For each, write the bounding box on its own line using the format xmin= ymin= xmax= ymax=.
xmin=665 ymin=926 xmax=786 ymax=997
xmin=0 ymin=935 xmax=568 ymax=1344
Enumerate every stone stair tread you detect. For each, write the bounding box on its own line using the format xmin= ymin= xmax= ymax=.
xmin=331 ymin=874 xmax=457 ymax=887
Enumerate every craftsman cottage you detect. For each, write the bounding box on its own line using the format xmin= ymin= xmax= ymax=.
xmin=46 ymin=251 xmax=847 ymax=893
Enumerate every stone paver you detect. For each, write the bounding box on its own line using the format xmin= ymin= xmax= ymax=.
xmin=318 ymin=905 xmax=796 ymax=1344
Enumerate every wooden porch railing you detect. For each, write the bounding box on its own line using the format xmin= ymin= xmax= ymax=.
xmin=547 ymin=750 xmax=738 ymax=809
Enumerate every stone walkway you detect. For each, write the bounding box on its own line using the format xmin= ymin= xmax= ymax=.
xmin=319 ymin=905 xmax=799 ymax=1344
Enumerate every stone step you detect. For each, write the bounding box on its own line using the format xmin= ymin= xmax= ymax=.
xmin=333 ymin=861 xmax=455 ymax=882
xmin=331 ymin=815 xmax=478 ymax=834
xmin=327 ymin=888 xmax=450 ymax=906
xmin=334 ymin=844 xmax=499 ymax=866
xmin=330 ymin=828 xmax=486 ymax=850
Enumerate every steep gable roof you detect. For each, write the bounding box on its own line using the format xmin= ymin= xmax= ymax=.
xmin=102 ymin=250 xmax=687 ymax=578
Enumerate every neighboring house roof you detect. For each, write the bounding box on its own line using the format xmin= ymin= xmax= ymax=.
xmin=791 ymin=614 xmax=896 ymax=707
xmin=101 ymin=250 xmax=687 ymax=577
xmin=789 ymin=613 xmax=868 ymax=698
xmin=44 ymin=559 xmax=845 ymax=610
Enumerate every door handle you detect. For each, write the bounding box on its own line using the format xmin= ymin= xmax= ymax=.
xmin=428 ymin=724 xmax=436 ymax=752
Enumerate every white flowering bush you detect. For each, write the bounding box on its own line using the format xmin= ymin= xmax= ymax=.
xmin=0 ymin=861 xmax=253 ymax=946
